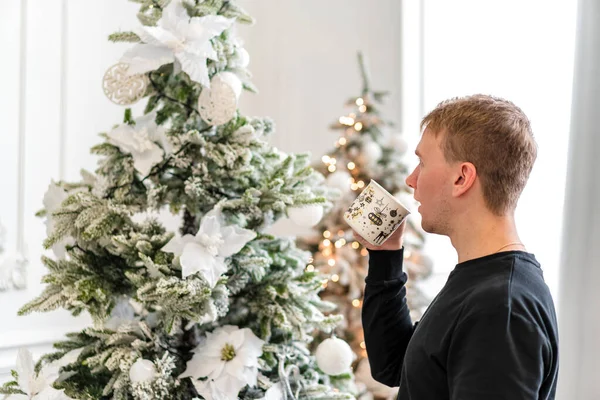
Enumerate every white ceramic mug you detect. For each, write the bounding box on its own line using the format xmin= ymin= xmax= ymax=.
xmin=343 ymin=180 xmax=411 ymax=246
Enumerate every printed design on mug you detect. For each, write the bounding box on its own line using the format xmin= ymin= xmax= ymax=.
xmin=356 ymin=186 xmax=375 ymax=204
xmin=368 ymin=204 xmax=389 ymax=226
xmin=372 ymin=216 xmax=404 ymax=244
xmin=344 ymin=205 xmax=364 ymax=221
xmin=346 ymin=186 xmax=376 ymax=221
xmin=373 ymin=230 xmax=390 ymax=245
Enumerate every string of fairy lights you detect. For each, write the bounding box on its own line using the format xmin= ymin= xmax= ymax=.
xmin=307 ymin=94 xmax=380 ymax=355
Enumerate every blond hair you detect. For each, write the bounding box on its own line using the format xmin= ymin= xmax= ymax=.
xmin=421 ymin=94 xmax=537 ymax=215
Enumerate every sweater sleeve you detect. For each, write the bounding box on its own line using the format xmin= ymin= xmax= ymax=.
xmin=362 ymin=248 xmax=415 ymax=387
xmin=447 ymin=308 xmax=551 ymax=400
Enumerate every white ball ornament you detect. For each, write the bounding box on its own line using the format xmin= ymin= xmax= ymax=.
xmin=198 ymin=72 xmax=243 ymax=126
xmin=315 ymin=337 xmax=353 ymax=376
xmin=388 ymin=133 xmax=408 ymax=155
xmin=287 ymin=204 xmax=324 ymax=228
xmin=362 ymin=141 xmax=383 ymax=164
xmin=326 ymin=170 xmax=352 ymax=193
xmin=129 ymin=358 xmax=157 ymax=383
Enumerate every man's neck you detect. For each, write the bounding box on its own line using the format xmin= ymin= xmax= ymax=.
xmin=449 ymin=213 xmax=524 ymax=264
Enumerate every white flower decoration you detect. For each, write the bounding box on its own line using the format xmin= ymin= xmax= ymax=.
xmin=42 ymin=182 xmax=76 ymax=260
xmin=107 ymin=111 xmax=171 ymax=176
xmin=162 ymin=211 xmax=256 ymax=285
xmin=6 ymin=348 xmax=81 ymax=400
xmin=121 ymin=0 xmax=234 ymax=87
xmin=181 ymin=325 xmax=265 ymax=399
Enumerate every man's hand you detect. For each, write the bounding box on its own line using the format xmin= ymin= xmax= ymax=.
xmin=352 ymin=220 xmax=407 ymax=251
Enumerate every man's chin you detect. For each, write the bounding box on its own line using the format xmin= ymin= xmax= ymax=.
xmin=420 ymin=220 xmax=436 ymax=234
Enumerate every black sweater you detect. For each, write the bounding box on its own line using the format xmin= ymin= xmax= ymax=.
xmin=362 ymin=248 xmax=559 ymax=400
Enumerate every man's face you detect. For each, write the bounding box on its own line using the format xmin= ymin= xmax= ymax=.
xmin=405 ymin=128 xmax=455 ymax=235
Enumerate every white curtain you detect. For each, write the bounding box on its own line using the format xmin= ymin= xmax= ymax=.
xmin=557 ymin=0 xmax=600 ymax=398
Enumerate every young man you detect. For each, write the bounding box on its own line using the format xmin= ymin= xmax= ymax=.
xmin=355 ymin=95 xmax=559 ymax=399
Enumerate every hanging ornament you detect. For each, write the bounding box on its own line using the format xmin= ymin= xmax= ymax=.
xmin=198 ymin=71 xmax=243 ymax=126
xmin=326 ymin=170 xmax=352 ymax=193
xmin=387 ymin=132 xmax=408 ymax=155
xmin=229 ymin=47 xmax=250 ymax=69
xmin=287 ymin=204 xmax=324 ymax=228
xmin=102 ymin=63 xmax=149 ymax=105
xmin=315 ymin=336 xmax=353 ymax=376
xmin=361 ymin=141 xmax=383 ymax=165
xmin=129 ymin=358 xmax=157 ymax=383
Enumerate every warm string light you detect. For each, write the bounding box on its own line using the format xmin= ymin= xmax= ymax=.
xmin=352 ymin=299 xmax=361 ymax=308
xmin=322 ymin=155 xmax=338 ymax=172
xmin=334 ymin=239 xmax=346 ymax=248
xmin=356 ymin=97 xmax=364 ymax=106
xmin=306 ymin=264 xmax=315 ymax=272
xmin=339 ymin=116 xmax=355 ymax=126
xmin=331 ymin=274 xmax=339 ymax=282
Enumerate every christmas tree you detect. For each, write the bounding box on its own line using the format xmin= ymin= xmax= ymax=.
xmin=1 ymin=1 xmax=358 ymax=399
xmin=298 ymin=53 xmax=433 ymax=399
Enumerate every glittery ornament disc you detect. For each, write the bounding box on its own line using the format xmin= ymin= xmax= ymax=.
xmin=198 ymin=72 xmax=242 ymax=126
xmin=102 ymin=63 xmax=149 ymax=105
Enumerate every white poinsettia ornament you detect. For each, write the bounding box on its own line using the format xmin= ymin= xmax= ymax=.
xmin=181 ymin=325 xmax=265 ymax=400
xmin=43 ymin=182 xmax=75 ymax=260
xmin=7 ymin=348 xmax=80 ymax=400
xmin=107 ymin=111 xmax=172 ymax=176
xmin=161 ymin=209 xmax=256 ymax=285
xmin=120 ymin=0 xmax=234 ymax=87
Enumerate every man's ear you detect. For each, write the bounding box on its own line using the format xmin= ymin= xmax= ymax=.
xmin=452 ymin=162 xmax=477 ymax=197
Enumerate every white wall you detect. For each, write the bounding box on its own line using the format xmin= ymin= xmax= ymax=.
xmin=0 ymin=0 xmax=405 ymax=380
xmin=237 ymin=0 xmax=405 ymax=237
xmin=417 ymin=0 xmax=576 ymax=310
xmin=0 ymin=0 xmax=143 ymax=380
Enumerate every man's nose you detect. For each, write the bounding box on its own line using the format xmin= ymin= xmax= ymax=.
xmin=406 ymin=169 xmax=416 ymax=189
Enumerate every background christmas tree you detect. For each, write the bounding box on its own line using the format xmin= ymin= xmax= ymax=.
xmin=297 ymin=52 xmax=434 ymax=399
xmin=0 ymin=1 xmax=359 ymax=399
